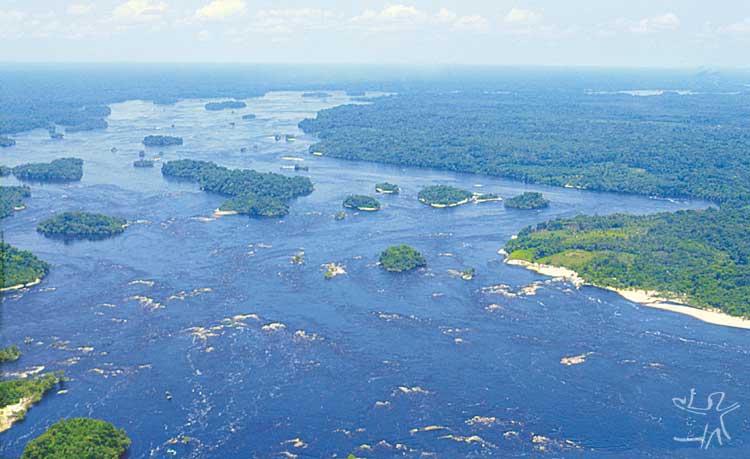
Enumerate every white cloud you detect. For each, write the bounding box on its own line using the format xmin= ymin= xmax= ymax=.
xmin=505 ymin=8 xmax=541 ymax=26
xmin=252 ymin=8 xmax=337 ymax=33
xmin=720 ymin=18 xmax=750 ymax=35
xmin=350 ymin=4 xmax=487 ymax=34
xmin=631 ymin=13 xmax=680 ymax=33
xmin=67 ymin=3 xmax=94 ymax=15
xmin=195 ymin=0 xmax=247 ymax=21
xmin=452 ymin=15 xmax=489 ymax=32
xmin=113 ymin=0 xmax=167 ymax=22
xmin=350 ymin=4 xmax=426 ymax=31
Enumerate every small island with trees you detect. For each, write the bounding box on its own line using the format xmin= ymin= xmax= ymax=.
xmin=143 ymin=135 xmax=183 ymax=147
xmin=375 ymin=182 xmax=400 ymax=194
xmin=0 ymin=136 xmax=16 ymax=147
xmin=504 ymin=192 xmax=550 ymax=209
xmin=37 ymin=211 xmax=127 ymax=240
xmin=21 ymin=418 xmax=130 ymax=459
xmin=0 ymin=243 xmax=49 ymax=290
xmin=343 ymin=195 xmax=381 ymax=211
xmin=418 ymin=185 xmax=473 ymax=208
xmin=379 ymin=245 xmax=427 ymax=272
xmin=205 ymin=100 xmax=247 ymax=111
xmin=474 ymin=193 xmax=502 ymax=203
xmin=302 ymin=92 xmax=331 ymax=98
xmin=133 ymin=151 xmax=154 ymax=168
xmin=12 ymin=158 xmax=83 ymax=182
xmin=162 ymin=159 xmax=313 ymax=218
xmin=0 ymin=186 xmax=31 ymax=219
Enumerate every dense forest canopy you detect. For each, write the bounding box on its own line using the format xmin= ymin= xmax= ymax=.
xmin=21 ymin=418 xmax=131 ymax=459
xmin=205 ymin=100 xmax=247 ymax=111
xmin=0 ymin=242 xmax=49 ymax=289
xmin=300 ymin=91 xmax=750 ymax=205
xmin=162 ymin=159 xmax=313 ymax=217
xmin=343 ymin=195 xmax=381 ymax=210
xmin=505 ymin=192 xmax=550 ymax=209
xmin=12 ymin=158 xmax=83 ymax=182
xmin=506 ymin=208 xmax=750 ymax=317
xmin=417 ymin=185 xmax=473 ymax=207
xmin=375 ymin=182 xmax=399 ymax=193
xmin=0 ymin=186 xmax=31 ymax=219
xmin=143 ymin=135 xmax=183 ymax=147
xmin=380 ymin=245 xmax=427 ymax=272
xmin=37 ymin=211 xmax=127 ymax=240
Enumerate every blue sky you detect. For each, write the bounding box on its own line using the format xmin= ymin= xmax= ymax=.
xmin=1 ymin=0 xmax=749 ymax=66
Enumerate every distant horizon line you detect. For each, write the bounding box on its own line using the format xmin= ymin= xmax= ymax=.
xmin=1 ymin=61 xmax=749 ymax=72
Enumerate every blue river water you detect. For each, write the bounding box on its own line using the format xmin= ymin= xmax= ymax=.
xmin=1 ymin=92 xmax=748 ymax=459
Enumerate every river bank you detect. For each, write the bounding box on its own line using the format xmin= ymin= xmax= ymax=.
xmin=505 ymin=258 xmax=750 ymax=330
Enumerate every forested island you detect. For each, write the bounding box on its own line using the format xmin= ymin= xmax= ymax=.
xmin=0 ymin=345 xmax=63 ymax=433
xmin=242 ymin=114 xmax=256 ymax=120
xmin=12 ymin=158 xmax=83 ymax=182
xmin=343 ymin=195 xmax=381 ymax=211
xmin=205 ymin=101 xmax=247 ymax=111
xmin=302 ymin=92 xmax=331 ymax=98
xmin=418 ymin=185 xmax=473 ymax=208
xmin=162 ymin=159 xmax=313 ymax=217
xmin=379 ymin=245 xmax=427 ymax=272
xmin=0 ymin=136 xmax=15 ymax=147
xmin=143 ymin=135 xmax=183 ymax=147
xmin=504 ymin=192 xmax=550 ymax=209
xmin=0 ymin=186 xmax=31 ymax=219
xmin=21 ymin=418 xmax=130 ymax=459
xmin=64 ymin=118 xmax=108 ymax=133
xmin=506 ymin=208 xmax=750 ymax=317
xmin=0 ymin=243 xmax=49 ymax=290
xmin=375 ymin=182 xmax=399 ymax=194
xmin=133 ymin=159 xmax=155 ymax=168
xmin=474 ymin=193 xmax=502 ymax=203
xmin=37 ymin=211 xmax=127 ymax=240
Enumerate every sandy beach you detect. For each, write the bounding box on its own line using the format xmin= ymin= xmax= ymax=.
xmin=506 ymin=258 xmax=750 ymax=330
xmin=0 ymin=398 xmax=33 ymax=433
xmin=0 ymin=277 xmax=42 ymax=293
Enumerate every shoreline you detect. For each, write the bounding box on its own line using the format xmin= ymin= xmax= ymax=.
xmin=1 ymin=277 xmax=42 ymax=293
xmin=505 ymin=258 xmax=750 ymax=330
xmin=0 ymin=397 xmax=33 ymax=433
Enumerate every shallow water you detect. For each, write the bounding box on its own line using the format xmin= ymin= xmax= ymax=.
xmin=1 ymin=92 xmax=747 ymax=459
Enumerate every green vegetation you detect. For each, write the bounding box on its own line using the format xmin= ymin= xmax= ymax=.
xmin=22 ymin=418 xmax=130 ymax=459
xmin=302 ymin=92 xmax=331 ymax=98
xmin=1 ymin=243 xmax=49 ymax=289
xmin=417 ymin=185 xmax=473 ymax=207
xmin=0 ymin=345 xmax=21 ymax=364
xmin=143 ymin=135 xmax=182 ymax=147
xmin=375 ymin=182 xmax=399 ymax=194
xmin=504 ymin=192 xmax=550 ymax=209
xmin=343 ymin=195 xmax=381 ymax=211
xmin=162 ymin=159 xmax=313 ymax=218
xmin=37 ymin=211 xmax=127 ymax=240
xmin=220 ymin=193 xmax=288 ymax=217
xmin=474 ymin=193 xmax=501 ymax=203
xmin=460 ymin=268 xmax=476 ymax=280
xmin=133 ymin=159 xmax=155 ymax=168
xmin=0 ymin=186 xmax=31 ymax=219
xmin=506 ymin=208 xmax=750 ymax=317
xmin=0 ymin=136 xmax=15 ymax=147
xmin=0 ymin=372 xmax=63 ymax=422
xmin=64 ymin=118 xmax=108 ymax=132
xmin=300 ymin=91 xmax=750 ymax=204
xmin=205 ymin=100 xmax=246 ymax=111
xmin=13 ymin=158 xmax=83 ymax=182
xmin=379 ymin=245 xmax=427 ymax=272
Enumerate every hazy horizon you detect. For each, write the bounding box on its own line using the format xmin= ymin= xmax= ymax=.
xmin=2 ymin=1 xmax=749 ymax=67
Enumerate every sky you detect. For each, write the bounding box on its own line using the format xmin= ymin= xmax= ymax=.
xmin=1 ymin=0 xmax=749 ymax=67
